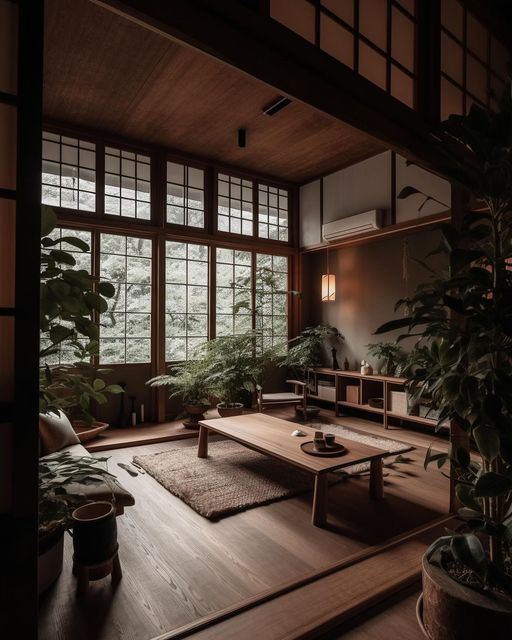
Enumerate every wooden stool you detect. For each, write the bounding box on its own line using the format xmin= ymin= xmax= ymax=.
xmin=74 ymin=545 xmax=122 ymax=596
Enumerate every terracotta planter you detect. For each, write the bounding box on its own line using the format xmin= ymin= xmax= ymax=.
xmin=38 ymin=529 xmax=64 ymax=595
xmin=216 ymin=402 xmax=244 ymax=418
xmin=72 ymin=501 xmax=117 ymax=566
xmin=72 ymin=420 xmax=109 ymax=443
xmin=420 ymin=553 xmax=512 ymax=640
xmin=182 ymin=403 xmax=210 ymax=429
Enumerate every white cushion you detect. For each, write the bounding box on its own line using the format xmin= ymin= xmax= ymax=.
xmin=39 ymin=411 xmax=80 ymax=456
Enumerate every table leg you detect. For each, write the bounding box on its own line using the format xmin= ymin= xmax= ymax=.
xmin=369 ymin=458 xmax=384 ymax=499
xmin=198 ymin=425 xmax=209 ymax=458
xmin=312 ymin=473 xmax=329 ymax=526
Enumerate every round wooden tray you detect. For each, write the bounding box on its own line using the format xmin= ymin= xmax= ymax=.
xmin=300 ymin=441 xmax=347 ymax=457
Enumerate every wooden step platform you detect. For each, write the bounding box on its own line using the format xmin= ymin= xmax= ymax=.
xmin=156 ymin=517 xmax=453 ymax=640
xmin=85 ymin=421 xmax=198 ymax=452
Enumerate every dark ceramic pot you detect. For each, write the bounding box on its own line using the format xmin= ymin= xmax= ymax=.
xmin=183 ymin=403 xmax=210 ymax=429
xmin=72 ymin=501 xmax=117 ymax=565
xmin=216 ymin=402 xmax=244 ymax=417
xmin=419 ymin=552 xmax=512 ymax=640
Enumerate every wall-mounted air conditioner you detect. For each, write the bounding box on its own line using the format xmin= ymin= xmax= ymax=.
xmin=322 ymin=209 xmax=383 ymax=242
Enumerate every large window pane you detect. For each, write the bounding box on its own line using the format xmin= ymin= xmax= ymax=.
xmin=217 ymin=173 xmax=253 ymax=236
xmin=166 ymin=161 xmax=205 ymax=228
xmin=258 ymin=184 xmax=289 ymax=242
xmin=42 ymin=132 xmax=96 ymax=212
xmin=104 ymin=147 xmax=151 ymax=220
xmin=255 ymin=253 xmax=289 ymax=350
xmin=166 ymin=241 xmax=209 ymax=361
xmin=215 ymin=248 xmax=252 ymax=337
xmin=100 ymin=233 xmax=152 ymax=363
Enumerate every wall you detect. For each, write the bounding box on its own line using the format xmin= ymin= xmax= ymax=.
xmin=95 ymin=364 xmax=154 ymax=426
xmin=299 ymin=152 xmax=451 ymax=248
xmin=301 ymin=228 xmax=446 ymax=368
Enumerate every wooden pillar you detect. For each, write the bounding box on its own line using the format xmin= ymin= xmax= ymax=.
xmin=448 ymin=186 xmax=471 ymax=513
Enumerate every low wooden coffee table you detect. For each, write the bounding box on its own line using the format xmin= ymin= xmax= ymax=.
xmin=197 ymin=413 xmax=387 ymax=527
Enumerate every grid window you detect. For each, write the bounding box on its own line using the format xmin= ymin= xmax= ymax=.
xmin=166 ymin=161 xmax=205 ymax=228
xmin=255 ymin=253 xmax=289 ymax=350
xmin=258 ymin=184 xmax=289 ymax=241
xmin=441 ymin=0 xmax=510 ymax=118
xmin=40 ymin=228 xmax=92 ymax=365
xmin=105 ymin=147 xmax=151 ymax=220
xmin=215 ymin=248 xmax=252 ymax=337
xmin=271 ymin=0 xmax=417 ymax=109
xmin=42 ymin=132 xmax=96 ymax=211
xmin=99 ymin=234 xmax=152 ymax=363
xmin=217 ymin=173 xmax=254 ymax=236
xmin=165 ymin=241 xmax=209 ymax=361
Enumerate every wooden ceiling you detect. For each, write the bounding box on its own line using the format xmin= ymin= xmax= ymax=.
xmin=43 ymin=0 xmax=385 ymax=184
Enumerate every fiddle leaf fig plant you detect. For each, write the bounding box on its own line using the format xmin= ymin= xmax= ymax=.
xmin=40 ymin=207 xmax=123 ymax=424
xmin=375 ymin=83 xmax=512 ymax=594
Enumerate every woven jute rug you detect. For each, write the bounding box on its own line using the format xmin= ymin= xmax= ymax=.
xmin=133 ymin=423 xmax=413 ymax=520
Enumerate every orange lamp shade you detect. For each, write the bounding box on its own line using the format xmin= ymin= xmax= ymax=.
xmin=321 ymin=274 xmax=336 ymax=302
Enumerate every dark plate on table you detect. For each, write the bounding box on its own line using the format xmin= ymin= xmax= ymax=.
xmin=301 ymin=441 xmax=347 ymax=457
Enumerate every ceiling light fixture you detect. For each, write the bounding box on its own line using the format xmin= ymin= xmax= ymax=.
xmin=263 ymin=96 xmax=292 ymax=116
xmin=321 ymin=248 xmax=336 ymax=302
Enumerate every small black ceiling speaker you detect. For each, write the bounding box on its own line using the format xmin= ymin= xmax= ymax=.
xmin=263 ymin=96 xmax=292 ymax=116
xmin=238 ymin=128 xmax=246 ymax=148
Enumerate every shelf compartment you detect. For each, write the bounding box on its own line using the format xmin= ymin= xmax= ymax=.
xmin=337 ymin=401 xmax=384 ymax=415
xmin=387 ymin=411 xmax=449 ymax=428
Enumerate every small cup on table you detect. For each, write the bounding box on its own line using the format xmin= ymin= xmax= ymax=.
xmin=324 ymin=433 xmax=336 ymax=447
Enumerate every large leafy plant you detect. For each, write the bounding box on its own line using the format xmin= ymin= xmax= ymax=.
xmin=147 ymin=357 xmax=212 ymax=406
xmin=376 ymin=84 xmax=512 ymax=593
xmin=282 ymin=325 xmax=343 ymax=388
xmin=201 ymin=331 xmax=281 ymax=406
xmin=39 ymin=451 xmax=116 ymax=537
xmin=40 ymin=207 xmax=123 ymax=423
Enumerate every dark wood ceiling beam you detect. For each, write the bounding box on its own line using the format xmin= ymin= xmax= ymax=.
xmin=92 ymin=0 xmax=446 ymax=174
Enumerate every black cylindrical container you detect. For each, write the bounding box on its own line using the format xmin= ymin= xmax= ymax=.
xmin=72 ymin=501 xmax=117 ymax=565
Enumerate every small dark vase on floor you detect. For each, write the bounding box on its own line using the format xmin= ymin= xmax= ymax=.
xmin=72 ymin=501 xmax=117 ymax=566
xmin=116 ymin=383 xmax=127 ymax=428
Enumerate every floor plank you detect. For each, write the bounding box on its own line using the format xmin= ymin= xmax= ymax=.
xmin=38 ymin=409 xmax=449 ymax=640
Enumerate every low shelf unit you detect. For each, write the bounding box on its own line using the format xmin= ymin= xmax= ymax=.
xmin=310 ymin=368 xmax=447 ymax=431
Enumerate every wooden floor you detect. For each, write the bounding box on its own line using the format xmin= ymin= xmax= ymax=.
xmin=324 ymin=588 xmax=423 ymax=639
xmin=38 ymin=409 xmax=449 ymax=640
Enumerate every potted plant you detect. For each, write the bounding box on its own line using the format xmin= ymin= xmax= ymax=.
xmin=38 ymin=451 xmax=117 ymax=593
xmin=282 ymin=324 xmax=343 ymax=384
xmin=39 ymin=207 xmax=123 ymax=431
xmin=201 ymin=332 xmax=260 ymax=417
xmin=281 ymin=324 xmax=343 ymax=416
xmin=366 ymin=341 xmax=407 ymax=376
xmin=147 ymin=358 xmax=212 ymax=429
xmin=375 ymin=86 xmax=512 ymax=638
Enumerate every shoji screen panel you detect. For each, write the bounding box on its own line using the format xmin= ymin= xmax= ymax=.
xmin=440 ymin=0 xmax=510 ymax=119
xmin=1 ymin=1 xmax=43 ymax=633
xmin=0 ymin=0 xmax=18 ymax=516
xmin=270 ymin=0 xmax=418 ymax=110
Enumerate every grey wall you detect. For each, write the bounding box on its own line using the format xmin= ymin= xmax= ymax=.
xmin=299 ymin=153 xmax=451 ymax=248
xmin=301 ymin=228 xmax=446 ymax=368
xmin=323 ymin=151 xmax=392 ymax=224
